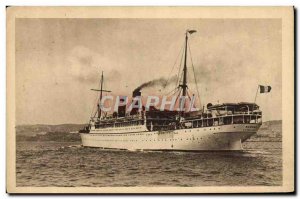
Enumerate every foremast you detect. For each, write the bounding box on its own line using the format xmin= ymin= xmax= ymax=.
xmin=91 ymin=71 xmax=111 ymax=121
xmin=98 ymin=71 xmax=104 ymax=119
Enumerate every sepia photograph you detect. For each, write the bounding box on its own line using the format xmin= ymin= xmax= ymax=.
xmin=6 ymin=6 xmax=294 ymax=193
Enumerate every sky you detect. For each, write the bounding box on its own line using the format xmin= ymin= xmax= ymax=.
xmin=15 ymin=18 xmax=282 ymax=125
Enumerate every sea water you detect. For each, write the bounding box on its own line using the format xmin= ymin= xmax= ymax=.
xmin=16 ymin=139 xmax=282 ymax=187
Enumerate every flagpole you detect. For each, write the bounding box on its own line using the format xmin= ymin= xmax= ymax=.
xmin=254 ymin=85 xmax=259 ymax=104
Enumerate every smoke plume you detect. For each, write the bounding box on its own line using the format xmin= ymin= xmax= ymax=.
xmin=133 ymin=75 xmax=177 ymax=93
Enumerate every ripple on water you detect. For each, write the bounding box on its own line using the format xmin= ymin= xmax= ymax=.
xmin=16 ymin=141 xmax=282 ymax=187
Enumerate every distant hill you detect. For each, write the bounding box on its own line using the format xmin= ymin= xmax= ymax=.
xmin=248 ymin=120 xmax=282 ymax=141
xmin=257 ymin=120 xmax=282 ymax=137
xmin=16 ymin=124 xmax=86 ymax=142
xmin=16 ymin=131 xmax=81 ymax=142
xmin=16 ymin=124 xmax=86 ymax=136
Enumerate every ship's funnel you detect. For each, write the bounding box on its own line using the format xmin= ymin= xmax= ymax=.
xmin=130 ymin=90 xmax=142 ymax=115
xmin=132 ymin=90 xmax=141 ymax=98
xmin=117 ymin=97 xmax=126 ymax=117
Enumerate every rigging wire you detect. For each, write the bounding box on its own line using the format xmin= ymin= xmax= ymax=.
xmin=187 ymin=40 xmax=202 ymax=109
xmin=176 ymin=47 xmax=185 ymax=87
xmin=186 ymin=90 xmax=192 ymax=101
xmin=162 ymin=40 xmax=184 ymax=96
xmin=92 ymin=97 xmax=99 ymax=118
xmin=163 ymin=40 xmax=185 ymax=95
xmin=89 ymin=71 xmax=102 ymax=122
xmin=88 ymin=94 xmax=99 ymax=124
xmin=166 ymin=86 xmax=179 ymax=97
xmin=185 ymin=91 xmax=192 ymax=112
xmin=172 ymin=39 xmax=186 ymax=107
xmin=174 ymin=88 xmax=182 ymax=107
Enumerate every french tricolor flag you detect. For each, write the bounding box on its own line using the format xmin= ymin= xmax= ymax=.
xmin=259 ymin=85 xmax=272 ymax=93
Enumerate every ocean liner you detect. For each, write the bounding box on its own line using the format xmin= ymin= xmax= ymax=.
xmin=80 ymin=30 xmax=262 ymax=151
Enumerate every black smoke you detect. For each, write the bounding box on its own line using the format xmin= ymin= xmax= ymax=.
xmin=133 ymin=75 xmax=178 ymax=93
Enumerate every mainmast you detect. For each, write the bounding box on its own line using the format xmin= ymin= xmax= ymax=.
xmin=182 ymin=31 xmax=188 ymax=98
xmin=179 ymin=29 xmax=197 ymax=111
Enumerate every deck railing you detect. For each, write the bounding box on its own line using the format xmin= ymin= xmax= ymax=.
xmin=90 ymin=111 xmax=262 ymax=130
xmin=184 ymin=113 xmax=262 ymax=128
